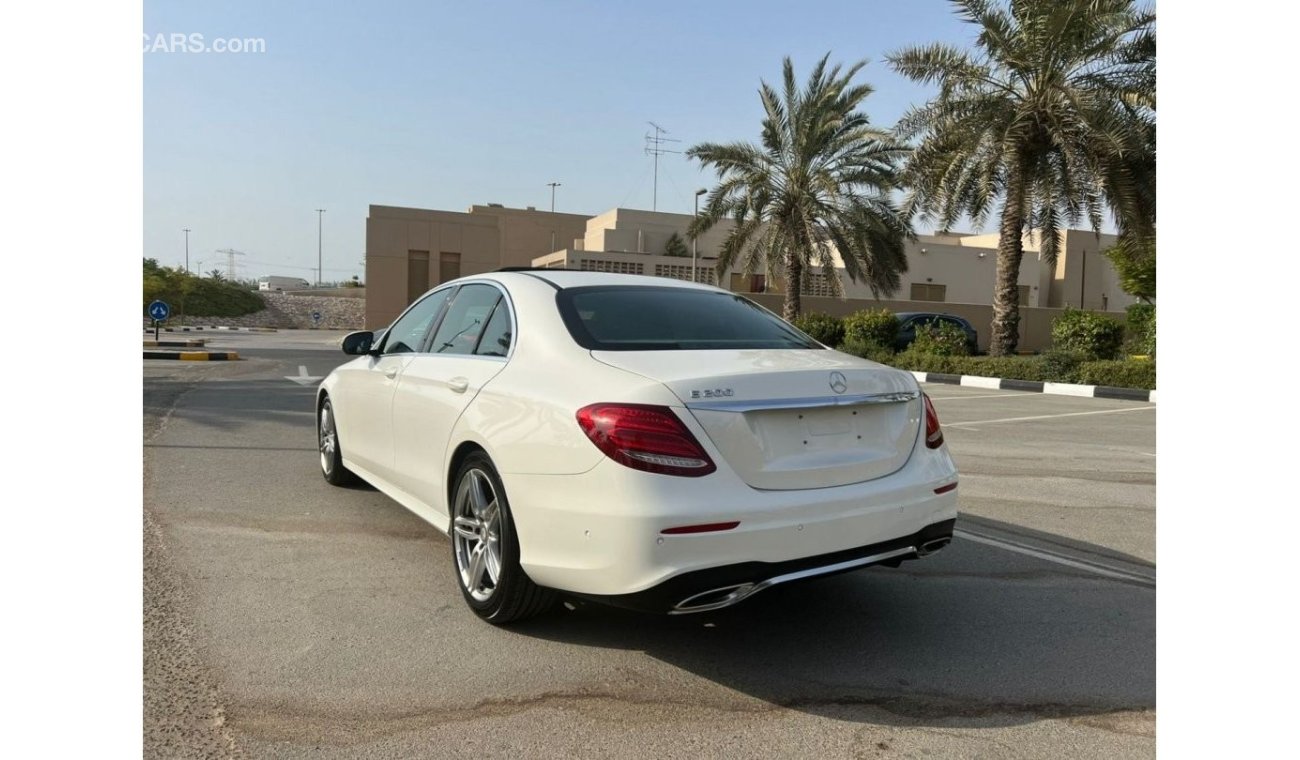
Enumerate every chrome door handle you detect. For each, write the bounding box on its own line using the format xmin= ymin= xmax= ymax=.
xmin=384 ymin=367 xmax=400 ymax=379
xmin=448 ymin=377 xmax=469 ymax=393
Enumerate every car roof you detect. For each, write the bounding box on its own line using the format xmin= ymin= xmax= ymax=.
xmin=480 ymin=269 xmax=724 ymax=293
xmin=896 ymin=311 xmax=970 ymax=322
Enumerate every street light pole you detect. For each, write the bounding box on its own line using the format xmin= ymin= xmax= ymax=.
xmin=692 ymin=189 xmax=707 ymax=282
xmin=547 ymin=182 xmax=561 ymax=212
xmin=315 ymin=209 xmax=325 ymax=287
xmin=183 ymin=228 xmax=191 ymax=273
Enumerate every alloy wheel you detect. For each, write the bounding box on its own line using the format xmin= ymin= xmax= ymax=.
xmin=452 ymin=468 xmax=503 ymax=601
xmin=319 ymin=403 xmax=337 ymax=476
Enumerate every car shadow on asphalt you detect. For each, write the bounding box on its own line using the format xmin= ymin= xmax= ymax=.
xmin=509 ymin=534 xmax=1155 ymax=729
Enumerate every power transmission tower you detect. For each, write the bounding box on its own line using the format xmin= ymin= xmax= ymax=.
xmin=644 ymin=122 xmax=680 ymax=212
xmin=216 ymin=249 xmax=246 ymax=280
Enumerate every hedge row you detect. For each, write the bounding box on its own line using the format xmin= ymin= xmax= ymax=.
xmin=880 ymin=350 xmax=1156 ymax=390
xmin=792 ymin=306 xmax=1155 ymax=390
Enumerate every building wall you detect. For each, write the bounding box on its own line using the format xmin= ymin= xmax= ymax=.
xmin=868 ymin=240 xmax=1049 ymax=307
xmin=365 ymin=204 xmax=589 ymax=328
xmin=580 ymin=208 xmax=734 ymax=259
xmin=365 ymin=202 xmax=1137 ymax=334
xmin=1049 ymin=229 xmax=1130 ymax=311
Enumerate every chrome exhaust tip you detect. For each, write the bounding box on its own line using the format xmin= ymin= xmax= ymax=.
xmin=916 ymin=537 xmax=951 ymax=557
xmin=670 ymin=583 xmax=757 ymax=614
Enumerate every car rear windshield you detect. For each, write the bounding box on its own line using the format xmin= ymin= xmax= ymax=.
xmin=556 ymin=286 xmax=822 ymax=351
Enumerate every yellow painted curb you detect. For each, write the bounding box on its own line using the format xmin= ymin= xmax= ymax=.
xmin=179 ymin=352 xmax=209 ymax=360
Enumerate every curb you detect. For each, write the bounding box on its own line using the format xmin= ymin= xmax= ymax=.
xmin=143 ymin=340 xmax=206 ymax=348
xmin=910 ymin=371 xmax=1156 ymax=403
xmin=142 ymin=326 xmax=278 ymax=333
xmin=143 ymin=350 xmax=240 ymax=361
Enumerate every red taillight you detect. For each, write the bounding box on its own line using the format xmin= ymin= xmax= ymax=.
xmin=576 ymin=403 xmax=717 ymax=477
xmin=923 ymin=393 xmax=944 ymax=449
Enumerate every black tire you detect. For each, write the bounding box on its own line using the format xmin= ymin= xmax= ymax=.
xmin=449 ymin=453 xmax=555 ymax=624
xmin=318 ymin=397 xmax=359 ymax=486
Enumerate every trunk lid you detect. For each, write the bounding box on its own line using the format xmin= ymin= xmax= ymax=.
xmin=591 ymin=349 xmax=922 ymax=490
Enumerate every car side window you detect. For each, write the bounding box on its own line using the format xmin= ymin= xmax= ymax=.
xmin=382 ymin=289 xmax=453 ymax=355
xmin=429 ymin=284 xmax=502 ymax=355
xmin=474 ymin=299 xmax=513 ymax=357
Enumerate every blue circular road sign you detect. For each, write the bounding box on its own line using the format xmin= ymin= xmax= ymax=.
xmin=147 ymin=300 xmax=171 ymax=321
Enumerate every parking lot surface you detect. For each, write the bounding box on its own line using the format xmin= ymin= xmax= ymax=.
xmin=144 ymin=332 xmax=1155 ymax=758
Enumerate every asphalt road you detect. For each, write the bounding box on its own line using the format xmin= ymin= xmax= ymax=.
xmin=144 ymin=332 xmax=1156 ymax=758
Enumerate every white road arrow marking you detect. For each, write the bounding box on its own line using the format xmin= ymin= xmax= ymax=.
xmin=285 ymin=365 xmax=324 ymax=386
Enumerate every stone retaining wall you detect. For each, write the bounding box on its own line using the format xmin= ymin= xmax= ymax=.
xmin=147 ymin=293 xmax=366 ymax=330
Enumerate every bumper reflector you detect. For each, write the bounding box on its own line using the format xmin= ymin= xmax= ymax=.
xmin=934 ymin=482 xmax=958 ymax=495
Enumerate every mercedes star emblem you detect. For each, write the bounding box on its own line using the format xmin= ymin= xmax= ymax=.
xmin=829 ymin=371 xmax=848 ymax=394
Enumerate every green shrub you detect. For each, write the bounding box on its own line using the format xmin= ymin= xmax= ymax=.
xmin=839 ymin=337 xmax=897 ymax=365
xmin=889 ymin=347 xmax=956 ymax=374
xmin=792 ymin=312 xmax=845 ymax=347
xmin=1051 ymin=308 xmax=1125 ymax=360
xmin=1125 ymin=303 xmax=1156 ymax=357
xmin=842 ymin=308 xmax=898 ymax=349
xmin=1039 ymin=349 xmax=1088 ymax=383
xmin=1077 ymin=359 xmax=1157 ymax=390
xmin=957 ymin=356 xmax=1048 ymax=382
xmin=911 ymin=321 xmax=972 ymax=357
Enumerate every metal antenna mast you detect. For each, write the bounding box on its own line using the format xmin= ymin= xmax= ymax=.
xmin=644 ymin=121 xmax=680 ymax=211
xmin=216 ymin=248 xmax=246 ymax=280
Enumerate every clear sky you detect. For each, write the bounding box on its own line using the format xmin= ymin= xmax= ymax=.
xmin=144 ymin=0 xmax=980 ymax=281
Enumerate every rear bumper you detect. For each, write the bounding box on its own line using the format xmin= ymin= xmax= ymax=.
xmin=502 ymin=438 xmax=959 ymax=598
xmin=576 ymin=518 xmax=956 ymax=613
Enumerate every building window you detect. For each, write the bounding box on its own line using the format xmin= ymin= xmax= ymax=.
xmin=439 ymin=252 xmax=461 ymax=284
xmin=407 ymin=250 xmax=430 ymax=304
xmin=801 ymin=273 xmax=835 ymax=297
xmin=1018 ymin=285 xmax=1031 ymax=306
xmin=580 ymin=259 xmax=644 ymax=275
xmin=653 ymin=264 xmax=717 ymax=285
xmin=910 ymin=283 xmax=947 ymax=302
xmin=729 ymin=273 xmax=768 ymax=293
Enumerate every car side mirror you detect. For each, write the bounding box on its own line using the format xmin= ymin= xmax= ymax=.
xmin=341 ymin=331 xmax=375 ymax=356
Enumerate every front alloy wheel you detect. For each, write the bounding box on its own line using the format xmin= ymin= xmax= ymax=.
xmin=318 ymin=397 xmax=357 ymax=486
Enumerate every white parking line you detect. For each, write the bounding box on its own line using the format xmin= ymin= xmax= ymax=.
xmin=956 ymin=530 xmax=1155 ymax=586
xmin=945 ymin=405 xmax=1155 ymax=431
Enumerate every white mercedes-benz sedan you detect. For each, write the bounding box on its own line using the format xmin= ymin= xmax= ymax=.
xmin=317 ymin=270 xmax=958 ymax=624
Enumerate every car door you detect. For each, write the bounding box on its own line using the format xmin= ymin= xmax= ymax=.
xmin=390 ymin=283 xmax=515 ymax=523
xmin=334 ymin=287 xmax=454 ymax=480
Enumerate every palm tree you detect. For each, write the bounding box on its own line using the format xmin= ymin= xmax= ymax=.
xmin=687 ymin=55 xmax=913 ymax=321
xmin=889 ymin=0 xmax=1155 ymax=355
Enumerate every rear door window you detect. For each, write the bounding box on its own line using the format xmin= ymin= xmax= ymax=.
xmin=474 ymin=300 xmax=513 ymax=357
xmin=428 ymin=284 xmax=502 ymax=355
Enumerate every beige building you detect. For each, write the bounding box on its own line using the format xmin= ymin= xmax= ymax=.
xmin=365 ymin=202 xmax=1135 ymax=346
xmin=365 ymin=204 xmax=589 ymax=328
